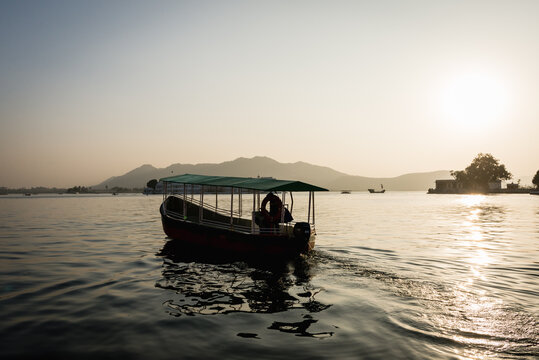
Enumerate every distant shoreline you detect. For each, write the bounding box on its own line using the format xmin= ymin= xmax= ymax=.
xmin=427 ymin=188 xmax=535 ymax=194
xmin=0 ymin=188 xmax=144 ymax=195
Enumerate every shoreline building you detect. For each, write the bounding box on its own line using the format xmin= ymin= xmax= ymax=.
xmin=428 ymin=179 xmax=505 ymax=194
xmin=428 ymin=179 xmax=464 ymax=194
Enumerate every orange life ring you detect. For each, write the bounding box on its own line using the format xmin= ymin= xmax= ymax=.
xmin=261 ymin=194 xmax=282 ymax=223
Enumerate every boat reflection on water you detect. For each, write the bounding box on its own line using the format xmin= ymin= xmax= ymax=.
xmin=155 ymin=239 xmax=334 ymax=338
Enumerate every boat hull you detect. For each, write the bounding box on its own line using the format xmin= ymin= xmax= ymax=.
xmin=160 ymin=203 xmax=314 ymax=258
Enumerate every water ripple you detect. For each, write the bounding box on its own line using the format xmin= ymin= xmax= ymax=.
xmin=0 ymin=193 xmax=537 ymax=359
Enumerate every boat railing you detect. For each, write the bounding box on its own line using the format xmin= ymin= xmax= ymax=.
xmin=199 ymin=218 xmax=251 ymax=233
xmin=165 ymin=209 xmax=184 ymax=221
xmin=164 ymin=195 xmax=297 ymax=235
xmin=165 ymin=208 xmax=294 ymax=235
xmin=174 ymin=194 xmax=244 ymax=218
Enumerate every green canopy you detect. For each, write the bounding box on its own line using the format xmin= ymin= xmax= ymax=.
xmin=160 ymin=174 xmax=328 ymax=192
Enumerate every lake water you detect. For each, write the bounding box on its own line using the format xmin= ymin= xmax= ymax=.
xmin=0 ymin=192 xmax=537 ymax=359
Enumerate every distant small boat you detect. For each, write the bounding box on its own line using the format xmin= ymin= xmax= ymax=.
xmin=368 ymin=184 xmax=385 ymax=193
xmin=24 ymin=193 xmax=31 ymax=196
xmin=112 ymin=192 xmax=118 ymax=196
xmin=341 ymin=190 xmax=351 ymax=194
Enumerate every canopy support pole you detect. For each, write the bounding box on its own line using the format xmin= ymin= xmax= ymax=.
xmin=239 ymin=188 xmax=242 ymax=216
xmin=199 ymin=185 xmax=204 ymax=223
xmin=312 ymin=192 xmax=315 ymax=225
xmin=183 ymin=184 xmax=186 ymax=219
xmin=251 ymin=191 xmax=256 ymax=234
xmin=281 ymin=191 xmax=286 ymax=234
xmin=230 ymin=187 xmax=234 ymax=227
xmin=308 ymin=191 xmax=312 ymax=224
xmin=281 ymin=191 xmax=286 ymax=222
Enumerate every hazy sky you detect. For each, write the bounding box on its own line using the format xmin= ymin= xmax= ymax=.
xmin=1 ymin=0 xmax=538 ymax=187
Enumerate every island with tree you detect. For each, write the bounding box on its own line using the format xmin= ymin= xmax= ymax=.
xmin=143 ymin=179 xmax=159 ymax=195
xmin=532 ymin=170 xmax=539 ymax=195
xmin=428 ymin=153 xmax=535 ymax=194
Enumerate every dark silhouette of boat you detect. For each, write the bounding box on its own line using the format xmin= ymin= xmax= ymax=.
xmin=368 ymin=184 xmax=385 ymax=193
xmin=159 ymin=174 xmax=328 ymax=258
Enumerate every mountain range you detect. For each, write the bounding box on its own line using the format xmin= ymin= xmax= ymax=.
xmin=93 ymin=156 xmax=450 ymax=191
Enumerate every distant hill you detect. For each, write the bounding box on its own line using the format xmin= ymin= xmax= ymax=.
xmin=326 ymin=170 xmax=451 ymax=191
xmin=93 ymin=156 xmax=450 ymax=191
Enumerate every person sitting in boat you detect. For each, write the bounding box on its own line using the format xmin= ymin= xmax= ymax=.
xmin=260 ymin=192 xmax=293 ymax=228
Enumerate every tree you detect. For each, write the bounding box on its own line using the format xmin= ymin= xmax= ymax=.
xmin=451 ymin=153 xmax=512 ymax=191
xmin=450 ymin=170 xmax=467 ymax=184
xmin=533 ymin=170 xmax=539 ymax=188
xmin=146 ymin=179 xmax=158 ymax=189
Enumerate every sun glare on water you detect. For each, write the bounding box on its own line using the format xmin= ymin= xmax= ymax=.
xmin=439 ymin=70 xmax=510 ymax=132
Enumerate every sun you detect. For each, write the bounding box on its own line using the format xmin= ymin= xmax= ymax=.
xmin=439 ymin=70 xmax=510 ymax=131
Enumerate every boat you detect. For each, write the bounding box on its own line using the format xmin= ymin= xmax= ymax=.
xmin=341 ymin=190 xmax=351 ymax=194
xmin=159 ymin=174 xmax=328 ymax=258
xmin=368 ymin=184 xmax=385 ymax=193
